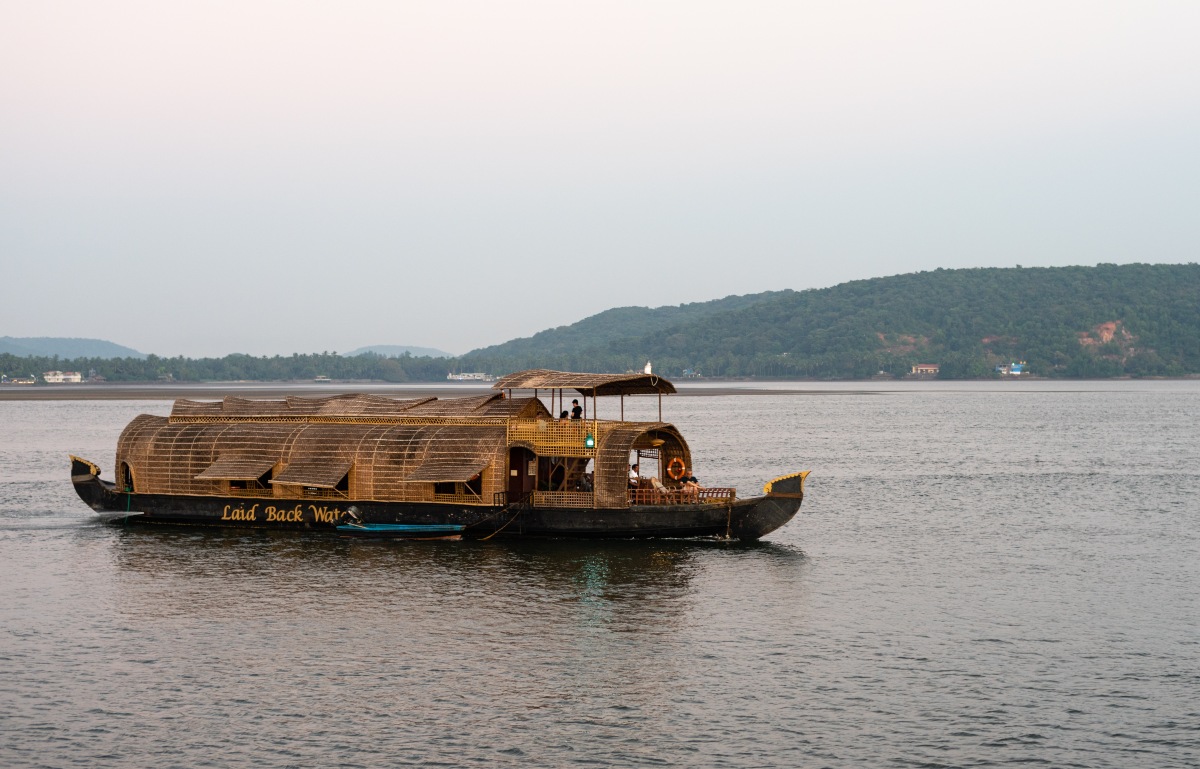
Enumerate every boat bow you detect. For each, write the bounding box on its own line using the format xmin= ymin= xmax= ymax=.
xmin=730 ymin=471 xmax=810 ymax=541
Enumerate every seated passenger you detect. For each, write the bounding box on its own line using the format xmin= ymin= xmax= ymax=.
xmin=628 ymin=463 xmax=640 ymax=487
xmin=559 ymin=410 xmax=570 ymax=423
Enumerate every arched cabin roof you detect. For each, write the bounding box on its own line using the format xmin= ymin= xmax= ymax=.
xmin=168 ymin=391 xmax=545 ymax=422
xmin=117 ymin=393 xmax=550 ymax=500
xmin=593 ymin=422 xmax=690 ymax=508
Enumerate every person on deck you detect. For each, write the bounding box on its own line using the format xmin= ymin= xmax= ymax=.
xmin=571 ymin=399 xmax=583 ymax=419
xmin=628 ymin=463 xmax=640 ymax=486
xmin=558 ymin=411 xmax=570 ymax=423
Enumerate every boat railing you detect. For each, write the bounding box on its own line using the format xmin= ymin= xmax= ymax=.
xmin=433 ymin=490 xmax=484 ymax=505
xmin=532 ymin=490 xmax=594 ymax=508
xmin=227 ymin=486 xmax=270 ymax=498
xmin=300 ymin=488 xmax=351 ymax=501
xmin=493 ymin=491 xmax=532 ymax=509
xmin=507 ymin=419 xmax=612 ymax=457
xmin=628 ymin=487 xmax=736 ymax=506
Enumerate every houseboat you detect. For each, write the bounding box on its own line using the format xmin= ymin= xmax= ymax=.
xmin=70 ymin=370 xmax=809 ymax=541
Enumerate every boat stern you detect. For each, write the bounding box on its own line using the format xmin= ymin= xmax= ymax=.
xmin=69 ymin=455 xmax=120 ymax=511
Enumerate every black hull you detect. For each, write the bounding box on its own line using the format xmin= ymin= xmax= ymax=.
xmin=70 ymin=456 xmax=804 ymax=542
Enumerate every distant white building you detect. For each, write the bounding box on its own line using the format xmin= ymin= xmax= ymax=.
xmin=447 ymin=372 xmax=494 ymax=381
xmin=43 ymin=370 xmax=83 ymax=383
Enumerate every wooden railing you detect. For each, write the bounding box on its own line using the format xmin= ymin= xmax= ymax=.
xmin=227 ymin=486 xmax=271 ymax=498
xmin=532 ymin=491 xmax=595 ymax=508
xmin=301 ymin=488 xmax=351 ymax=501
xmin=628 ymin=487 xmax=735 ymax=506
xmin=493 ymin=491 xmax=533 ymax=509
xmin=433 ymin=490 xmax=485 ymax=505
xmin=507 ymin=419 xmax=609 ymax=457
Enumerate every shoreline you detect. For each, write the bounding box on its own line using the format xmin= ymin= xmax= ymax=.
xmin=0 ymin=382 xmax=877 ymax=401
xmin=1 ymin=377 xmax=1194 ymax=401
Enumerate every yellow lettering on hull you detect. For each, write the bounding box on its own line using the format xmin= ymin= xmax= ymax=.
xmin=309 ymin=505 xmax=341 ymax=524
xmin=218 ymin=503 xmax=342 ymax=525
xmin=220 ymin=504 xmax=259 ymax=522
xmin=264 ymin=505 xmax=305 ymax=523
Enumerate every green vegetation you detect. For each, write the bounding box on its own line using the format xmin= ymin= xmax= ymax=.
xmin=5 ymin=264 xmax=1199 ymax=382
xmin=344 ymin=344 xmax=453 ymax=358
xmin=462 ymin=263 xmax=1200 ymax=379
xmin=0 ymin=351 xmax=450 ymax=384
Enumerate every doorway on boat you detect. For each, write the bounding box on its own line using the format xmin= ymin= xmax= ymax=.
xmin=508 ymin=446 xmax=536 ymax=504
xmin=531 ymin=455 xmax=594 ymax=507
xmin=118 ymin=461 xmax=135 ymax=492
xmin=535 ymin=456 xmax=593 ymax=492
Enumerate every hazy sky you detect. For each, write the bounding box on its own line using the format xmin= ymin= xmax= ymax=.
xmin=2 ymin=1 xmax=1197 ymax=357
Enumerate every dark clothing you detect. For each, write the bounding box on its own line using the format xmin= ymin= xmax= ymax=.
xmin=571 ymin=404 xmax=583 ymax=419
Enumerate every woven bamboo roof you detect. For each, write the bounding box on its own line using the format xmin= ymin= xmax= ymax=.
xmin=271 ymin=458 xmax=354 ymax=488
xmin=171 ymin=394 xmax=436 ymax=420
xmin=492 ymin=369 xmax=676 ymax=396
xmin=404 ymin=458 xmax=490 ymax=482
xmin=194 ymin=456 xmax=276 ymax=481
xmin=168 ymin=393 xmax=545 ymax=423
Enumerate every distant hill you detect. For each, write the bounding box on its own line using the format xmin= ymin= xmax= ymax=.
xmin=461 ymin=264 xmax=1200 ymax=378
xmin=463 ymin=291 xmax=787 ymax=367
xmin=6 ymin=265 xmax=1198 ymax=381
xmin=345 ymin=345 xmax=453 ymax=358
xmin=0 ymin=337 xmax=146 ymax=359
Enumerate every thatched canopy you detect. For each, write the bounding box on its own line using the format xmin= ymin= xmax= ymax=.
xmin=194 ymin=457 xmax=276 ymax=481
xmin=492 ymin=369 xmax=676 ymax=396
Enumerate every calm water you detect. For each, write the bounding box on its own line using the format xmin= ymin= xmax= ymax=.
xmin=1 ymin=381 xmax=1198 ymax=768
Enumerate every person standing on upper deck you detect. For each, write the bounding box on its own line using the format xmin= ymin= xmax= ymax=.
xmin=571 ymin=399 xmax=583 ymax=420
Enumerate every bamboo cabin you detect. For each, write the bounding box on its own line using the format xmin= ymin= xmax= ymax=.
xmin=71 ymin=369 xmax=808 ymax=540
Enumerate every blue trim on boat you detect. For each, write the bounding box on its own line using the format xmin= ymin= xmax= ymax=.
xmin=336 ymin=523 xmax=467 ymax=535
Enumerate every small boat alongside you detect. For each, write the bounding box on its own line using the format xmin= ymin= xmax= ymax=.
xmin=70 ymin=369 xmax=809 ymax=541
xmin=336 ymin=520 xmax=466 ymax=539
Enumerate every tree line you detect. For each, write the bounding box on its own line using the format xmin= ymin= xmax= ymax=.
xmin=5 ymin=264 xmax=1199 ymax=382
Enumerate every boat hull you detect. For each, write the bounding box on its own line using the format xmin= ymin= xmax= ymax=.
xmin=70 ymin=456 xmax=805 ymax=541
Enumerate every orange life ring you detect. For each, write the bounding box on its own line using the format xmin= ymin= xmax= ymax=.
xmin=667 ymin=457 xmax=686 ymax=481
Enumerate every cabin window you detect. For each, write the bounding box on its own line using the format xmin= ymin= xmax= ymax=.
xmin=432 ymin=473 xmax=484 ymax=500
xmin=230 ymin=468 xmax=272 ymax=492
xmin=296 ymin=469 xmax=351 ymax=499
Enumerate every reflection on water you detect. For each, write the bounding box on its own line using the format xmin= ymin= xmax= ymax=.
xmin=107 ymin=527 xmax=786 ymax=628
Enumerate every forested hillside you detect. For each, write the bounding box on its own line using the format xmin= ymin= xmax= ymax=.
xmin=4 ymin=264 xmax=1198 ymax=382
xmin=460 ymin=264 xmax=1200 ymax=378
xmin=465 ymin=290 xmax=786 ymax=363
